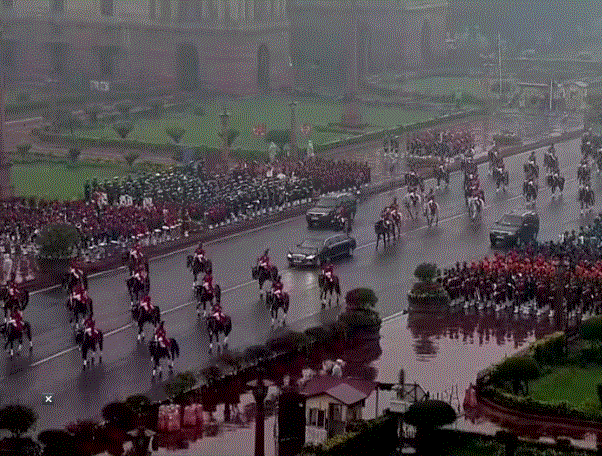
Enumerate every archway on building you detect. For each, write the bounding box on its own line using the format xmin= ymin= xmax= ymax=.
xmin=257 ymin=44 xmax=270 ymax=93
xmin=420 ymin=19 xmax=433 ymax=65
xmin=176 ymin=43 xmax=199 ymax=92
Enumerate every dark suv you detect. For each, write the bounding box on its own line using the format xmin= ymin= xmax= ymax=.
xmin=306 ymin=192 xmax=357 ymax=229
xmin=490 ymin=211 xmax=539 ymax=248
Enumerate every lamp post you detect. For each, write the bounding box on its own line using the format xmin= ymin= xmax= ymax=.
xmin=248 ymin=368 xmax=274 ymax=456
xmin=219 ymin=106 xmax=231 ymax=169
xmin=289 ymin=100 xmax=297 ymax=160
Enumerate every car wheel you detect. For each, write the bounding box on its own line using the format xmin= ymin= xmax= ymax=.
xmin=307 ymin=223 xmax=314 ymax=230
xmin=288 ymin=262 xmax=294 ymax=269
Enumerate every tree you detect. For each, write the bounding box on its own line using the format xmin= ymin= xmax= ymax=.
xmin=68 ymin=147 xmax=81 ymax=163
xmin=218 ymin=128 xmax=239 ymax=148
xmin=580 ymin=316 xmax=602 ymax=344
xmin=38 ymin=429 xmax=76 ymax=456
xmin=0 ymin=405 xmax=37 ymax=438
xmin=101 ymin=401 xmax=135 ymax=432
xmin=37 ymin=223 xmax=80 ymax=258
xmin=148 ymin=99 xmax=164 ymax=118
xmin=84 ymin=104 xmax=102 ymax=123
xmin=49 ymin=108 xmax=82 ymax=133
xmin=112 ymin=121 xmax=134 ymax=140
xmin=264 ymin=129 xmax=291 ymax=151
xmin=124 ymin=151 xmax=140 ymax=168
xmin=114 ymin=100 xmax=133 ymax=119
xmin=166 ymin=125 xmax=186 ymax=144
xmin=403 ymin=399 xmax=456 ymax=455
xmin=492 ymin=356 xmax=540 ymax=395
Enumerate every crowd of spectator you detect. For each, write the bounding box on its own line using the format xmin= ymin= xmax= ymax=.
xmin=438 ymin=215 xmax=602 ymax=319
xmin=407 ymin=128 xmax=476 ymax=158
xmin=0 ymin=156 xmax=370 ymax=273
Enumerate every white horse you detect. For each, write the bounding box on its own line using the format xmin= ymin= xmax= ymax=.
xmin=467 ymin=196 xmax=482 ymax=221
xmin=403 ymin=192 xmax=422 ymax=220
xmin=423 ymin=200 xmax=439 ymax=227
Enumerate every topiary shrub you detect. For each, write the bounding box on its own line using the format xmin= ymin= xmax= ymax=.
xmin=113 ymin=121 xmax=134 ymax=140
xmin=36 ymin=223 xmax=80 ymax=259
xmin=101 ymin=402 xmax=135 ymax=432
xmin=580 ymin=316 xmax=602 ymax=344
xmin=166 ymin=125 xmax=186 ymax=144
xmin=404 ymin=400 xmax=457 ymax=455
xmin=492 ymin=356 xmax=540 ymax=395
xmin=0 ymin=404 xmax=37 ymax=438
xmin=414 ymin=263 xmax=438 ymax=283
xmin=345 ymin=288 xmax=378 ymax=311
xmin=164 ymin=371 xmax=198 ymax=400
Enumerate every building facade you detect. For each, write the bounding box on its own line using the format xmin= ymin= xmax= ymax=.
xmin=0 ymin=0 xmax=447 ymax=95
xmin=1 ymin=0 xmax=290 ymax=95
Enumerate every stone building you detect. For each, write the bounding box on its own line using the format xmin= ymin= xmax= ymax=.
xmin=0 ymin=0 xmax=447 ymax=95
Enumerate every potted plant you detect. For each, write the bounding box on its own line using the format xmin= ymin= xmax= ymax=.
xmin=407 ymin=263 xmax=450 ymax=309
xmin=337 ymin=288 xmax=382 ymax=342
xmin=36 ymin=223 xmax=80 ymax=277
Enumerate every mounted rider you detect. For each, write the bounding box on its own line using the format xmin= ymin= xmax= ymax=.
xmin=6 ymin=277 xmax=21 ymax=301
xmin=194 ymin=242 xmax=206 ymax=263
xmin=132 ymin=264 xmax=148 ymax=283
xmin=154 ymin=321 xmax=171 ymax=349
xmin=83 ymin=314 xmax=99 ymax=338
xmin=272 ymin=275 xmax=284 ymax=299
xmin=471 ymin=186 xmax=485 ymax=207
xmin=71 ymin=282 xmax=91 ymax=306
xmin=129 ymin=243 xmax=143 ymax=261
xmin=322 ymin=263 xmax=335 ymax=282
xmin=69 ymin=258 xmax=84 ymax=282
xmin=211 ymin=302 xmax=226 ymax=323
xmin=7 ymin=307 xmax=24 ymax=332
xmin=140 ymin=295 xmax=155 ymax=314
xmin=258 ymin=249 xmax=272 ymax=272
xmin=202 ymin=271 xmax=214 ymax=294
xmin=425 ymin=188 xmax=435 ymax=203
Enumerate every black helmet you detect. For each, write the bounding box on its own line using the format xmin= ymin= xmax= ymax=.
xmin=264 ymin=248 xmax=270 ymax=256
xmin=277 ymin=275 xmax=282 ymax=281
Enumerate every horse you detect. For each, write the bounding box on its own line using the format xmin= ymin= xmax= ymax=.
xmin=0 ymin=321 xmax=32 ymax=358
xmin=493 ymin=167 xmax=509 ymax=192
xmin=403 ymin=192 xmax=422 ymax=220
xmin=578 ymin=186 xmax=595 ymax=215
xmin=434 ymin=164 xmax=450 ymax=188
xmin=375 ymin=220 xmax=394 ymax=249
xmin=318 ymin=273 xmax=341 ymax=307
xmin=523 ymin=181 xmax=538 ymax=205
xmin=524 ymin=161 xmax=539 ymax=181
xmin=206 ymin=313 xmax=232 ymax=353
xmin=544 ymin=149 xmax=558 ymax=173
xmin=126 ymin=275 xmax=149 ymax=308
xmin=0 ymin=287 xmax=29 ymax=322
xmin=132 ymin=304 xmax=161 ymax=341
xmin=266 ymin=290 xmax=289 ymax=327
xmin=547 ymin=174 xmax=565 ymax=198
xmin=467 ymin=197 xmax=482 ymax=221
xmin=149 ymin=338 xmax=179 ymax=380
xmin=62 ymin=270 xmax=88 ymax=294
xmin=196 ymin=284 xmax=221 ymax=317
xmin=75 ymin=328 xmax=103 ymax=370
xmin=424 ymin=201 xmax=439 ymax=227
xmin=488 ymin=149 xmax=500 ymax=174
xmin=251 ymin=264 xmax=278 ymax=297
xmin=66 ymin=296 xmax=93 ymax=330
xmin=186 ymin=255 xmax=212 ymax=288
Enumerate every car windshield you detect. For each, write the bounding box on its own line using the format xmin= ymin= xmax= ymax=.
xmin=298 ymin=239 xmax=322 ymax=250
xmin=316 ymin=197 xmax=338 ymax=208
xmin=498 ymin=215 xmax=523 ymax=226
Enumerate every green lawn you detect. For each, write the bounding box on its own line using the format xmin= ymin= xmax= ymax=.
xmin=12 ymin=163 xmax=130 ymax=201
xmin=402 ymin=77 xmax=488 ymax=99
xmin=73 ymin=97 xmax=434 ymax=150
xmin=530 ymin=365 xmax=602 ymax=408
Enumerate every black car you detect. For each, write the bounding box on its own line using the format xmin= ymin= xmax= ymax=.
xmin=306 ymin=192 xmax=357 ymax=229
xmin=490 ymin=211 xmax=539 ymax=247
xmin=287 ymin=234 xmax=357 ymax=268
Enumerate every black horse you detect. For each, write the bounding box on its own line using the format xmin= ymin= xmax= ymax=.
xmin=132 ymin=304 xmax=161 ymax=341
xmin=375 ymin=220 xmax=395 ymax=250
xmin=186 ymin=255 xmax=212 ymax=287
xmin=66 ymin=296 xmax=93 ymax=330
xmin=0 ymin=321 xmax=32 ymax=358
xmin=62 ymin=270 xmax=88 ymax=293
xmin=206 ymin=313 xmax=232 ymax=353
xmin=524 ymin=161 xmax=539 ymax=180
xmin=523 ymin=181 xmax=538 ymax=205
xmin=547 ymin=174 xmax=565 ymax=197
xmin=318 ymin=273 xmax=341 ymax=307
xmin=126 ymin=275 xmax=150 ymax=307
xmin=251 ymin=265 xmax=279 ymax=298
xmin=196 ymin=284 xmax=221 ymax=317
xmin=0 ymin=287 xmax=29 ymax=322
xmin=266 ymin=290 xmax=289 ymax=327
xmin=434 ymin=165 xmax=450 ymax=188
xmin=149 ymin=338 xmax=179 ymax=380
xmin=75 ymin=328 xmax=103 ymax=370
xmin=492 ymin=167 xmax=509 ymax=192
